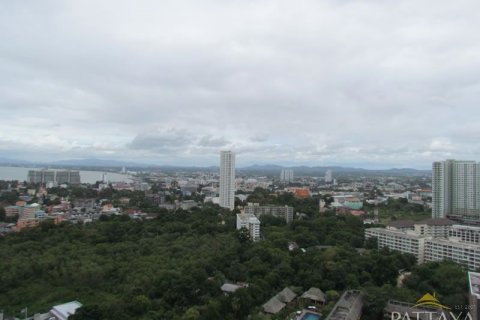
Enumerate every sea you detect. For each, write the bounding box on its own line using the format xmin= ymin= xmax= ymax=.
xmin=0 ymin=166 xmax=132 ymax=184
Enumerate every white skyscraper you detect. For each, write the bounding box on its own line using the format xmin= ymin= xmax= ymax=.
xmin=325 ymin=170 xmax=333 ymax=183
xmin=432 ymin=159 xmax=480 ymax=223
xmin=280 ymin=169 xmax=294 ymax=182
xmin=219 ymin=151 xmax=235 ymax=210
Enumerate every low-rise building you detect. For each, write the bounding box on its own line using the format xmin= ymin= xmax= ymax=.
xmin=425 ymin=238 xmax=480 ymax=271
xmin=365 ymin=228 xmax=427 ymax=263
xmin=262 ymin=287 xmax=297 ymax=315
xmin=449 ymin=224 xmax=480 ymax=244
xmin=325 ymin=290 xmax=363 ymax=320
xmin=244 ymin=203 xmax=294 ymax=223
xmin=366 ymin=219 xmax=480 ymax=270
xmin=5 ymin=205 xmax=22 ymax=217
xmin=236 ymin=213 xmax=260 ymax=241
xmin=301 ymin=287 xmax=327 ymax=305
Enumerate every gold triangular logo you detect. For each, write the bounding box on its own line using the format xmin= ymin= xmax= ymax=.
xmin=413 ymin=292 xmax=450 ymax=310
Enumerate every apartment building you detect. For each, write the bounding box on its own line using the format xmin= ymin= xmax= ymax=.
xmin=365 ymin=219 xmax=480 ymax=270
xmin=280 ymin=169 xmax=294 ymax=183
xmin=244 ymin=203 xmax=294 ymax=223
xmin=432 ymin=160 xmax=480 ymax=224
xmin=449 ymin=224 xmax=480 ymax=244
xmin=425 ymin=238 xmax=480 ymax=271
xmin=365 ymin=228 xmax=427 ymax=263
xmin=236 ymin=213 xmax=260 ymax=242
xmin=28 ymin=170 xmax=81 ymax=184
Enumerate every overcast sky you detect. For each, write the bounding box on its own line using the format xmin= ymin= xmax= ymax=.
xmin=1 ymin=0 xmax=480 ymax=168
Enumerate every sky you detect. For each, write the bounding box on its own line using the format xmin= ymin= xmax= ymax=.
xmin=1 ymin=0 xmax=480 ymax=169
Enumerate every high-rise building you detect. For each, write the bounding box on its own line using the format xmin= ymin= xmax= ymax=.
xmin=219 ymin=151 xmax=235 ymax=210
xmin=280 ymin=169 xmax=294 ymax=183
xmin=325 ymin=170 xmax=333 ymax=183
xmin=432 ymin=159 xmax=480 ymax=224
xmin=55 ymin=170 xmax=81 ymax=184
xmin=28 ymin=170 xmax=80 ymax=184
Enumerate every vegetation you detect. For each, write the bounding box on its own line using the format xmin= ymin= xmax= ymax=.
xmin=0 ymin=188 xmax=468 ymax=319
xmin=364 ymin=197 xmax=431 ymax=223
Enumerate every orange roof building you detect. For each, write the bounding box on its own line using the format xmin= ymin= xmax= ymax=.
xmin=293 ymin=188 xmax=311 ymax=198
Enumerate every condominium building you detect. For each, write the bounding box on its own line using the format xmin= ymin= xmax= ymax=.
xmin=424 ymin=238 xmax=480 ymax=271
xmin=413 ymin=218 xmax=453 ymax=238
xmin=236 ymin=213 xmax=260 ymax=241
xmin=449 ymin=224 xmax=480 ymax=244
xmin=325 ymin=170 xmax=333 ymax=183
xmin=219 ymin=151 xmax=235 ymax=210
xmin=365 ymin=228 xmax=427 ymax=263
xmin=280 ymin=169 xmax=294 ymax=183
xmin=28 ymin=170 xmax=81 ymax=184
xmin=432 ymin=160 xmax=480 ymax=224
xmin=28 ymin=170 xmax=55 ymax=183
xmin=365 ymin=219 xmax=480 ymax=270
xmin=55 ymin=170 xmax=81 ymax=184
xmin=244 ymin=203 xmax=294 ymax=223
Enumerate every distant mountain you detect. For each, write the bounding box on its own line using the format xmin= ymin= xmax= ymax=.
xmin=0 ymin=157 xmax=431 ymax=176
xmin=0 ymin=157 xmax=32 ymax=165
xmin=48 ymin=158 xmax=155 ymax=168
xmin=238 ymin=164 xmax=431 ymax=176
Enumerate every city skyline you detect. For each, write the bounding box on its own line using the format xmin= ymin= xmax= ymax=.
xmin=1 ymin=1 xmax=480 ymax=168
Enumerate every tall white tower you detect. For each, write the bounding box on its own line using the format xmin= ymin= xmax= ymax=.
xmin=325 ymin=170 xmax=333 ymax=183
xmin=220 ymin=151 xmax=235 ymax=210
xmin=280 ymin=169 xmax=294 ymax=182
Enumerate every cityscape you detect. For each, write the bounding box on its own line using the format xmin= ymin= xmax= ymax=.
xmin=1 ymin=1 xmax=480 ymax=320
xmin=0 ymin=155 xmax=479 ymax=319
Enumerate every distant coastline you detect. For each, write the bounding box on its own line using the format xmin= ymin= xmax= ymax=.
xmin=0 ymin=166 xmax=132 ymax=184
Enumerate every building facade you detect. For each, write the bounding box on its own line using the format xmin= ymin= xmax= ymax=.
xmin=365 ymin=219 xmax=480 ymax=271
xmin=325 ymin=170 xmax=333 ymax=183
xmin=244 ymin=203 xmax=294 ymax=223
xmin=28 ymin=169 xmax=81 ymax=184
xmin=236 ymin=213 xmax=260 ymax=241
xmin=432 ymin=160 xmax=480 ymax=224
xmin=219 ymin=151 xmax=235 ymax=210
xmin=365 ymin=228 xmax=427 ymax=263
xmin=280 ymin=169 xmax=294 ymax=183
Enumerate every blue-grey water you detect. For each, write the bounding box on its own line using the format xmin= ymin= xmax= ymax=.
xmin=0 ymin=166 xmax=132 ymax=184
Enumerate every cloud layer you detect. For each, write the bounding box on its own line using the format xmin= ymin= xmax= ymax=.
xmin=1 ymin=0 xmax=480 ymax=168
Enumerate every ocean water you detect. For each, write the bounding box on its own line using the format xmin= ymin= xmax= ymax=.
xmin=0 ymin=166 xmax=132 ymax=184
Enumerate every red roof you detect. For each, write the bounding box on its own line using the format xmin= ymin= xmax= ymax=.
xmin=294 ymin=188 xmax=311 ymax=198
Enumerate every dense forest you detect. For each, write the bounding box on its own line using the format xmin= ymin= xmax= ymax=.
xmin=0 ymin=201 xmax=469 ymax=319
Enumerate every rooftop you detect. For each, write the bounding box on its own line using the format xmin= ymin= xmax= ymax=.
xmin=469 ymin=271 xmax=480 ymax=299
xmin=387 ymin=220 xmax=415 ymax=229
xmin=262 ymin=296 xmax=286 ymax=314
xmin=301 ymin=287 xmax=326 ymax=303
xmin=417 ymin=218 xmax=455 ymax=226
xmin=325 ymin=290 xmax=363 ymax=320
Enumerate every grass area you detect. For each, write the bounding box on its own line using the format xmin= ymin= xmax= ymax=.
xmin=378 ymin=209 xmax=431 ymax=224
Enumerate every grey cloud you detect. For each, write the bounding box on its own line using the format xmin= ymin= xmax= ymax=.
xmin=198 ymin=136 xmax=229 ymax=147
xmin=1 ymin=1 xmax=480 ymax=168
xmin=128 ymin=130 xmax=191 ymax=150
